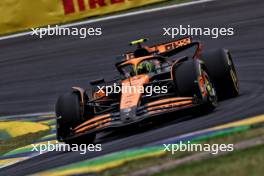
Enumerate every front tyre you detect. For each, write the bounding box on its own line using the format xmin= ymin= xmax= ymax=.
xmin=172 ymin=60 xmax=217 ymax=115
xmin=55 ymin=92 xmax=95 ymax=145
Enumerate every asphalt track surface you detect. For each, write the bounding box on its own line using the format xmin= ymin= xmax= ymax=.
xmin=1 ymin=0 xmax=264 ymax=175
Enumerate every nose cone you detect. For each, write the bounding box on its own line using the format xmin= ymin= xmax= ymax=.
xmin=120 ymin=107 xmax=138 ymax=123
xmin=119 ymin=75 xmax=149 ymax=123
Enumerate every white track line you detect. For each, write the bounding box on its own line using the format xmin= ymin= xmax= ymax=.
xmin=0 ymin=112 xmax=54 ymax=120
xmin=0 ymin=0 xmax=215 ymax=41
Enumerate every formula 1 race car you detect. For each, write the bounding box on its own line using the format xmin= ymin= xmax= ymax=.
xmin=55 ymin=37 xmax=239 ymax=144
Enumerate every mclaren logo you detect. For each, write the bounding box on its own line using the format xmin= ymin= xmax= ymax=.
xmin=164 ymin=38 xmax=191 ymax=51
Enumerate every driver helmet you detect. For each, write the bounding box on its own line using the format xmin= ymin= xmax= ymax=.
xmin=137 ymin=61 xmax=155 ymax=74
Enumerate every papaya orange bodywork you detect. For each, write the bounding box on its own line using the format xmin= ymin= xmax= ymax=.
xmin=125 ymin=37 xmax=192 ymax=60
xmin=74 ymin=113 xmax=111 ymax=131
xmin=120 ymin=74 xmax=149 ymax=110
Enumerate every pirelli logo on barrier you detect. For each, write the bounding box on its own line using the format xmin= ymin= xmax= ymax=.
xmin=0 ymin=0 xmax=164 ymax=35
xmin=63 ymin=0 xmax=127 ymax=14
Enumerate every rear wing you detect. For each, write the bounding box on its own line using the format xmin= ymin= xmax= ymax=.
xmin=125 ymin=37 xmax=192 ymax=60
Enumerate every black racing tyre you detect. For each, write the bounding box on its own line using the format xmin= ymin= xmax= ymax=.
xmin=200 ymin=49 xmax=239 ymax=100
xmin=172 ymin=60 xmax=217 ymax=114
xmin=56 ymin=92 xmax=95 ymax=144
xmin=56 ymin=93 xmax=83 ymax=126
xmin=172 ymin=60 xmax=199 ymax=97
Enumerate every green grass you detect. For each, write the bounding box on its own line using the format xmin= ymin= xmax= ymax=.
xmin=154 ymin=144 xmax=264 ymax=176
xmin=101 ymin=125 xmax=264 ymax=176
xmin=0 ymin=130 xmax=49 ymax=156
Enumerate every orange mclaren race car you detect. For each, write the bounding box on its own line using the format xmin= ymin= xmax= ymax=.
xmin=55 ymin=37 xmax=239 ymax=144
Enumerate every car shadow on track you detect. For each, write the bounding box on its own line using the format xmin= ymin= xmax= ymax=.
xmin=95 ymin=111 xmax=197 ymax=144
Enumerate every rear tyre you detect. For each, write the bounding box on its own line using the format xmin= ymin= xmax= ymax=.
xmin=201 ymin=49 xmax=239 ymax=100
xmin=172 ymin=60 xmax=217 ymax=114
xmin=56 ymin=92 xmax=95 ymax=145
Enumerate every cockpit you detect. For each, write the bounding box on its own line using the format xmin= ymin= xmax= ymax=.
xmin=118 ymin=56 xmax=170 ymax=78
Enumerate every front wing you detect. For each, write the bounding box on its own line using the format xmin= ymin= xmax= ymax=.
xmin=62 ymin=96 xmax=202 ymax=141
